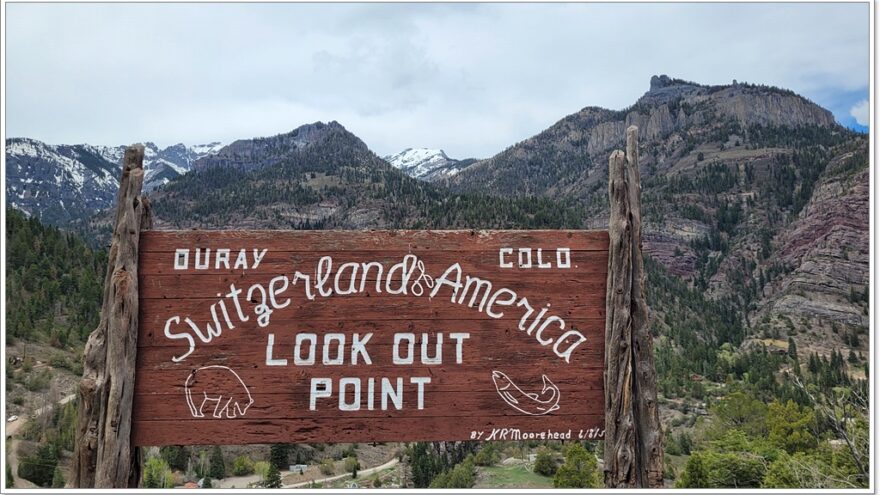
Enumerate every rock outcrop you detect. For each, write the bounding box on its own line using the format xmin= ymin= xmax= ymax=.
xmin=757 ymin=150 xmax=869 ymax=330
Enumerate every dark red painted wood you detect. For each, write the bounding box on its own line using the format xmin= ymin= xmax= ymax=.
xmin=134 ymin=230 xmax=607 ymax=446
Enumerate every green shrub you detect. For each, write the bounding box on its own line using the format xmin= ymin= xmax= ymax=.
xmin=553 ymin=443 xmax=600 ymax=488
xmin=533 ymin=447 xmax=557 ymax=476
xmin=23 ymin=369 xmax=51 ymax=392
xmin=474 ymin=444 xmax=500 ymax=466
xmin=142 ymin=456 xmax=174 ymax=488
xmin=319 ymin=459 xmax=335 ymax=476
xmin=232 ymin=455 xmax=255 ymax=476
xmin=253 ymin=461 xmax=270 ymax=480
xmin=344 ymin=456 xmax=359 ymax=477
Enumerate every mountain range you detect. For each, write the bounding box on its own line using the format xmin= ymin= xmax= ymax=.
xmin=5 ymin=139 xmax=223 ymax=224
xmin=5 ymin=75 xmax=869 ymax=362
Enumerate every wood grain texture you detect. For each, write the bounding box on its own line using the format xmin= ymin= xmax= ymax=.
xmin=140 ymin=230 xmax=609 ymax=252
xmin=134 ymin=230 xmax=607 ymax=446
xmin=74 ymin=145 xmax=150 ymax=488
xmin=603 ymin=126 xmax=664 ymax=488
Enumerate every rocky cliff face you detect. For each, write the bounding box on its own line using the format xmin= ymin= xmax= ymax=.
xmin=446 ymin=75 xmax=841 ymax=198
xmin=753 ymin=147 xmax=868 ymax=351
xmin=442 ymin=75 xmax=867 ymax=347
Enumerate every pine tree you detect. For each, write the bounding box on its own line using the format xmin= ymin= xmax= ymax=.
xmin=264 ymin=464 xmax=282 ymax=488
xmin=209 ymin=446 xmax=225 ymax=479
xmin=787 ymin=337 xmax=798 ymax=360
xmin=269 ymin=444 xmax=289 ymax=470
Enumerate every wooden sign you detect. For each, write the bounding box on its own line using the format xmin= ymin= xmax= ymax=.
xmin=132 ymin=230 xmax=608 ymax=446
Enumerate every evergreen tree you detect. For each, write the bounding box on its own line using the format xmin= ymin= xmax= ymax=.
xmin=767 ymin=400 xmax=818 ymax=453
xmin=264 ymin=464 xmax=282 ymax=489
xmin=209 ymin=446 xmax=225 ymax=479
xmin=269 ymin=444 xmax=289 ymax=470
xmin=18 ymin=443 xmax=58 ymax=487
xmin=787 ymin=337 xmax=798 ymax=360
xmin=160 ymin=445 xmax=190 ymax=472
xmin=410 ymin=442 xmax=440 ymax=488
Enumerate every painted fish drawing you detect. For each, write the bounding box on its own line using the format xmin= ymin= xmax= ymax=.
xmin=491 ymin=370 xmax=561 ymax=415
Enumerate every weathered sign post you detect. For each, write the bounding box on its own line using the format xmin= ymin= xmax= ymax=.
xmin=604 ymin=126 xmax=664 ymax=487
xmin=73 ymin=127 xmax=662 ymax=488
xmin=74 ymin=145 xmax=152 ymax=488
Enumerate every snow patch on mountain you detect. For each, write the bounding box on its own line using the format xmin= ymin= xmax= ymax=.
xmin=89 ymin=141 xmax=224 ymax=190
xmin=383 ymin=148 xmax=472 ymax=181
xmin=5 ymin=138 xmax=223 ymax=225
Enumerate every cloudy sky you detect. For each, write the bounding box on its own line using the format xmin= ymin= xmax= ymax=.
xmin=5 ymin=3 xmax=870 ymax=158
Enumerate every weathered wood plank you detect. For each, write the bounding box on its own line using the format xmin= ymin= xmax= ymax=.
xmin=139 ymin=272 xmax=607 ymax=299
xmin=133 ymin=414 xmax=606 ymax=446
xmin=136 ymin=317 xmax=605 ymax=348
xmin=134 ymin=365 xmax=604 ymax=387
xmin=140 ymin=229 xmax=610 ymax=252
xmin=134 ymin=229 xmax=607 ymax=447
xmin=138 ymin=295 xmax=603 ymax=325
xmin=139 ymin=249 xmax=609 ymax=276
xmin=133 ymin=388 xmax=605 ymax=420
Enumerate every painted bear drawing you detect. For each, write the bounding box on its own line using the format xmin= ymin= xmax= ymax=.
xmin=184 ymin=365 xmax=254 ymax=419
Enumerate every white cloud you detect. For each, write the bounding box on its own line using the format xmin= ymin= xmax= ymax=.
xmin=850 ymin=99 xmax=870 ymax=126
xmin=4 ymin=3 xmax=871 ymax=158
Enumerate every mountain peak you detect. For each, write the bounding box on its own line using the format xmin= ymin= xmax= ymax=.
xmin=192 ymin=120 xmax=368 ymax=173
xmin=649 ymin=74 xmax=673 ymax=91
xmin=649 ymin=74 xmax=702 ymax=92
xmin=384 ymin=147 xmax=470 ymax=181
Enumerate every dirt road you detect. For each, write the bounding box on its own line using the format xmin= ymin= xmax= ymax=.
xmin=5 ymin=394 xmax=76 ymax=488
xmin=284 ymin=457 xmax=399 ymax=488
xmin=215 ymin=456 xmax=399 ymax=489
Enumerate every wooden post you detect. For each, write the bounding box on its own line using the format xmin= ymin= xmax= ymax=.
xmin=604 ymin=126 xmax=664 ymax=488
xmin=74 ymin=145 xmax=152 ymax=488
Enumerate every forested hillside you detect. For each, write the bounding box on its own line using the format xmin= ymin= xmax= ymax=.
xmin=151 ymin=122 xmax=587 ymax=230
xmin=5 ymin=208 xmax=104 ymax=488
xmin=6 ymin=208 xmax=105 ymax=348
